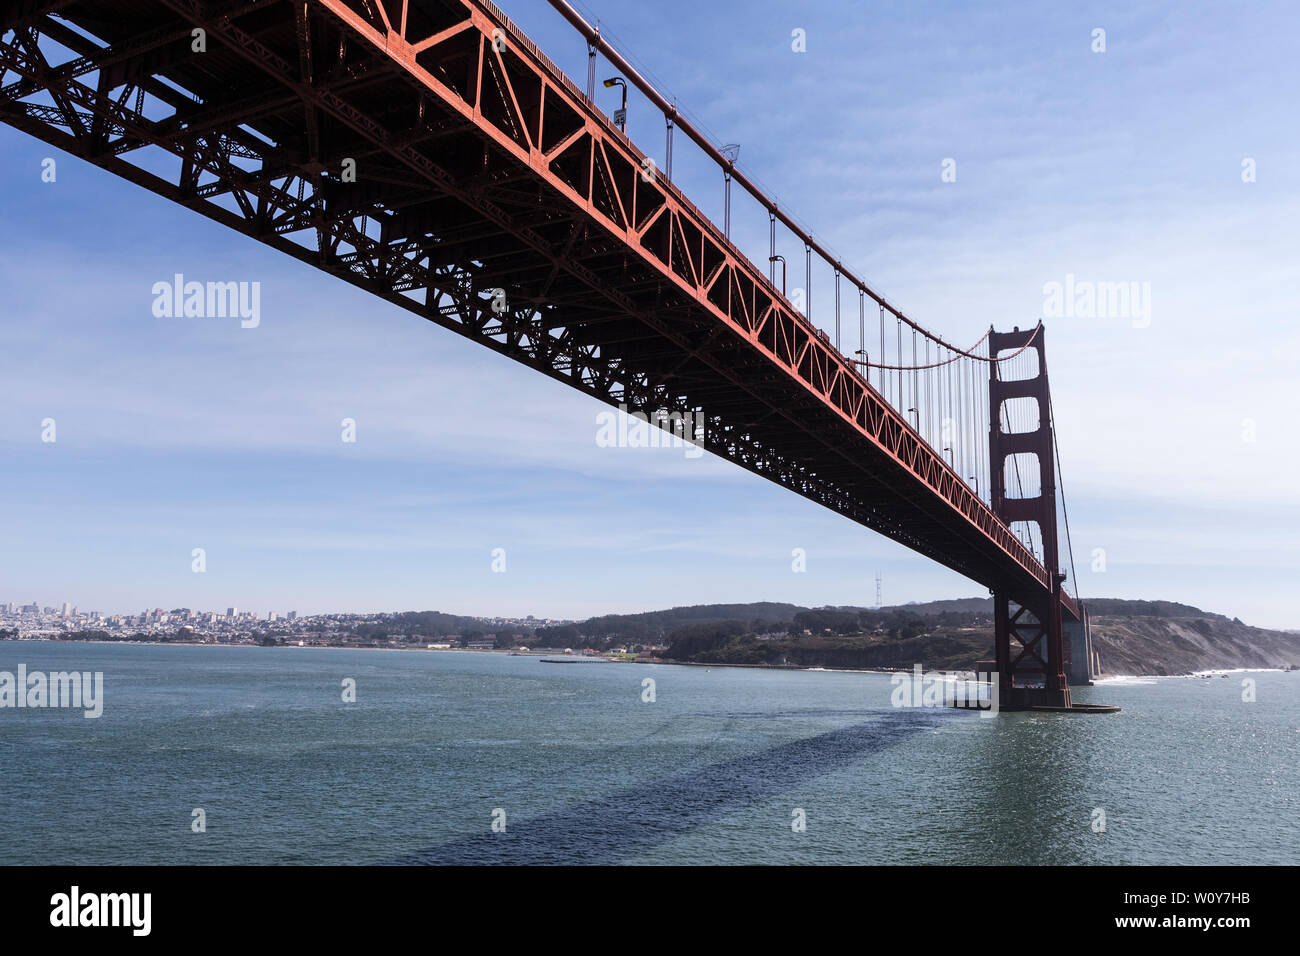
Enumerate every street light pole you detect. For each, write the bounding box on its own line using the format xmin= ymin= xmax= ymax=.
xmin=769 ymin=255 xmax=786 ymax=297
xmin=603 ymin=76 xmax=627 ymax=131
xmin=721 ymin=144 xmax=740 ymax=239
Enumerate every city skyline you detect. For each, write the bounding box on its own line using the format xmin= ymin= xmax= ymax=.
xmin=0 ymin=598 xmax=571 ymax=624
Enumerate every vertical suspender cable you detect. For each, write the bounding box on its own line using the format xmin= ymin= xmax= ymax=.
xmin=665 ymin=112 xmax=674 ymax=178
xmin=834 ymin=271 xmax=841 ymax=353
xmin=1049 ymin=387 xmax=1080 ymax=598
xmin=973 ymin=359 xmax=981 ymax=500
xmin=895 ymin=316 xmax=902 ymax=411
xmin=879 ymin=306 xmax=886 ymax=395
xmin=945 ymin=349 xmax=952 ymax=464
xmin=980 ymin=362 xmax=988 ymax=503
xmin=972 ymin=356 xmax=979 ymax=486
xmin=977 ymin=359 xmax=984 ymax=498
xmin=859 ymin=291 xmax=865 ymax=371
xmin=805 ymin=245 xmax=812 ymax=322
xmin=923 ymin=340 xmax=929 ymax=445
xmin=911 ymin=329 xmax=918 ymax=428
xmin=958 ymin=356 xmax=966 ymax=480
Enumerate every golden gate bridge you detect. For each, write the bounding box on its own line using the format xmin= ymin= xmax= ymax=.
xmin=0 ymin=0 xmax=1112 ymax=710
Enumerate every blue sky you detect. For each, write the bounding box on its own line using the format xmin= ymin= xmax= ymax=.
xmin=2 ymin=0 xmax=1297 ymax=626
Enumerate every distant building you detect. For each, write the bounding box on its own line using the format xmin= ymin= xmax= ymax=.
xmin=226 ymin=607 xmax=237 ymax=618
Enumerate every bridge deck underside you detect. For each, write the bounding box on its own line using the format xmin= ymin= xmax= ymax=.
xmin=0 ymin=0 xmax=1074 ymax=614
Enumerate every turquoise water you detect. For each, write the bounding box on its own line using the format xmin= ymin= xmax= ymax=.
xmin=2 ymin=641 xmax=1296 ymax=864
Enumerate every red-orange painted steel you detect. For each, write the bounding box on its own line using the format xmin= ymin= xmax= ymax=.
xmin=990 ymin=324 xmax=1071 ymax=703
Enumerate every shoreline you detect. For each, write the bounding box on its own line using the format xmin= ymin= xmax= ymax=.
xmin=2 ymin=637 xmax=1292 ymax=679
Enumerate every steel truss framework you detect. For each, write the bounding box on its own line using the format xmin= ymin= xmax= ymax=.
xmin=0 ymin=0 xmax=1078 ymax=621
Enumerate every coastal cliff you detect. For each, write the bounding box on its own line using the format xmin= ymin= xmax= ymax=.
xmin=602 ymin=598 xmax=1300 ymax=677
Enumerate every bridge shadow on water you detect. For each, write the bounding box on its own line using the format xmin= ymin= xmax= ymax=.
xmin=384 ymin=709 xmax=946 ymax=865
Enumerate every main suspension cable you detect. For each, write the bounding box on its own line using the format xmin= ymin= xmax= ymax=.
xmin=1048 ymin=383 xmax=1080 ymax=599
xmin=854 ymin=324 xmax=1041 ymax=371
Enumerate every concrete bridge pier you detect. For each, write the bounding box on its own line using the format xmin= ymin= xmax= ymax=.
xmin=1065 ymin=603 xmax=1096 ymax=686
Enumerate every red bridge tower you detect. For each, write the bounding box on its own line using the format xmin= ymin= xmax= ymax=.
xmin=988 ymin=323 xmax=1071 ymax=710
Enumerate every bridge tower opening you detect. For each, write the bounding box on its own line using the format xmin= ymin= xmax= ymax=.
xmin=988 ymin=323 xmax=1071 ymax=710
